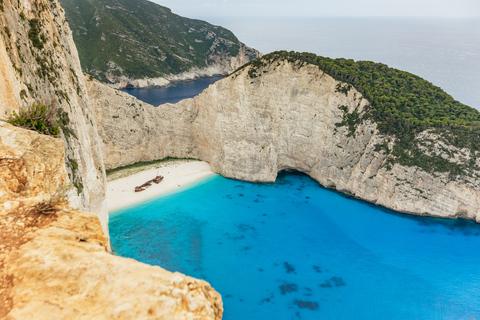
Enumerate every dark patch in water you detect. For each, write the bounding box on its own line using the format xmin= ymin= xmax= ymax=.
xmin=279 ymin=282 xmax=299 ymax=295
xmin=331 ymin=276 xmax=346 ymax=286
xmin=294 ymin=300 xmax=319 ymax=310
xmin=260 ymin=297 xmax=271 ymax=304
xmin=259 ymin=293 xmax=275 ymax=305
xmin=258 ymin=268 xmax=264 ymax=272
xmin=303 ymin=287 xmax=313 ymax=297
xmin=238 ymin=224 xmax=255 ymax=232
xmin=284 ymin=262 xmax=296 ymax=274
xmin=238 ymin=193 xmax=244 ymax=197
xmin=320 ymin=276 xmax=346 ymax=288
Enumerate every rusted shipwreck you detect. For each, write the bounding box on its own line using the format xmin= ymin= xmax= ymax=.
xmin=135 ymin=175 xmax=164 ymax=192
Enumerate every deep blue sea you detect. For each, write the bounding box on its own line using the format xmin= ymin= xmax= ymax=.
xmin=110 ymin=172 xmax=480 ymax=319
xmin=120 ymin=76 xmax=225 ymax=106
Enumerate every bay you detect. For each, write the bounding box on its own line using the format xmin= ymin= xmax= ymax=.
xmin=120 ymin=75 xmax=225 ymax=106
xmin=111 ymin=16 xmax=480 ymax=319
xmin=110 ymin=172 xmax=480 ymax=319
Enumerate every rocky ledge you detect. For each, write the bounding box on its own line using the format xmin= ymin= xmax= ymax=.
xmin=0 ymin=123 xmax=223 ymax=319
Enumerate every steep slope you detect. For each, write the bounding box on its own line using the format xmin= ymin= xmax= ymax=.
xmin=0 ymin=0 xmax=108 ymax=232
xmin=90 ymin=52 xmax=480 ymax=222
xmin=0 ymin=123 xmax=223 ymax=319
xmin=58 ymin=0 xmax=261 ymax=88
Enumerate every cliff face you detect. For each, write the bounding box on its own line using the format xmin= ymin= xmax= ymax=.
xmin=58 ymin=0 xmax=261 ymax=89
xmin=91 ymin=59 xmax=480 ymax=222
xmin=0 ymin=0 xmax=108 ymax=233
xmin=0 ymin=123 xmax=223 ymax=319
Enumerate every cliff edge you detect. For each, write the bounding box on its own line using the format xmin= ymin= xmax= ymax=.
xmin=0 ymin=122 xmax=223 ymax=319
xmin=0 ymin=0 xmax=108 ymax=234
xmin=0 ymin=0 xmax=223 ymax=317
xmin=91 ymin=54 xmax=480 ymax=222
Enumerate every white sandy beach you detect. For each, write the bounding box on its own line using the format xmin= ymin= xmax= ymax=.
xmin=107 ymin=160 xmax=215 ymax=212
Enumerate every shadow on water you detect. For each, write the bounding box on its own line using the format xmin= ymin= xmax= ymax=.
xmin=275 ymin=169 xmax=480 ymax=236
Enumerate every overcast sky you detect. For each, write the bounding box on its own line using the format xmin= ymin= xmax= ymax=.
xmin=152 ymin=0 xmax=480 ymax=19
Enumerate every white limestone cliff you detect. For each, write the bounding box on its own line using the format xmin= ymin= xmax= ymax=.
xmin=90 ymin=59 xmax=480 ymax=222
xmin=0 ymin=0 xmax=108 ymax=234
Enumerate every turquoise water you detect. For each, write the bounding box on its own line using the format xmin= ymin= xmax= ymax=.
xmin=110 ymin=172 xmax=480 ymax=319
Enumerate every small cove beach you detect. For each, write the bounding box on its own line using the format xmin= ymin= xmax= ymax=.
xmin=107 ymin=159 xmax=215 ymax=212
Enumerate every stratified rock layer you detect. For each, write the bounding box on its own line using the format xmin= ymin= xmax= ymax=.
xmin=0 ymin=124 xmax=223 ymax=320
xmin=91 ymin=59 xmax=480 ymax=222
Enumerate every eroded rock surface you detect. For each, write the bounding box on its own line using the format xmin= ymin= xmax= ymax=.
xmin=0 ymin=124 xmax=223 ymax=319
xmin=0 ymin=0 xmax=108 ymax=234
xmin=91 ymin=59 xmax=480 ymax=222
xmin=6 ymin=208 xmax=222 ymax=320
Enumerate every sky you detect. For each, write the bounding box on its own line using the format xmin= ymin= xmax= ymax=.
xmin=152 ymin=0 xmax=480 ymax=19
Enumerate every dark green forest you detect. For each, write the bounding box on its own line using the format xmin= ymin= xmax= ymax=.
xmin=59 ymin=0 xmax=247 ymax=82
xmin=238 ymin=51 xmax=480 ymax=177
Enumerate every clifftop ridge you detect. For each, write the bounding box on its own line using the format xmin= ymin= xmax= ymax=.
xmin=237 ymin=51 xmax=480 ymax=180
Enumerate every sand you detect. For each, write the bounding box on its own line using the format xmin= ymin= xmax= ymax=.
xmin=107 ymin=160 xmax=215 ymax=212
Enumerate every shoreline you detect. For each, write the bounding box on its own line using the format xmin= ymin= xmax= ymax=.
xmin=106 ymin=160 xmax=215 ymax=212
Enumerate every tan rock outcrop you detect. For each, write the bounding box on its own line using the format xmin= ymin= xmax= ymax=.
xmin=0 ymin=124 xmax=223 ymax=320
xmin=91 ymin=59 xmax=480 ymax=222
xmin=0 ymin=0 xmax=108 ymax=234
xmin=6 ymin=209 xmax=222 ymax=320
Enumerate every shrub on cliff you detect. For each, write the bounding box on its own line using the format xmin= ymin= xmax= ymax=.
xmin=7 ymin=103 xmax=59 ymax=136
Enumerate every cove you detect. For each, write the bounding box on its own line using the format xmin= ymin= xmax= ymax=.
xmin=109 ymin=172 xmax=480 ymax=319
xmin=120 ymin=76 xmax=225 ymax=106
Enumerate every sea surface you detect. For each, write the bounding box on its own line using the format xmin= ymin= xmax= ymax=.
xmin=124 ymin=17 xmax=480 ymax=110
xmin=120 ymin=76 xmax=225 ymax=106
xmin=110 ymin=172 xmax=480 ymax=319
xmin=111 ymin=17 xmax=480 ymax=319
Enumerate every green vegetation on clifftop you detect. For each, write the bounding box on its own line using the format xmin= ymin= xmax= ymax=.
xmin=59 ymin=0 xmax=256 ymax=83
xmin=238 ymin=51 xmax=480 ymax=178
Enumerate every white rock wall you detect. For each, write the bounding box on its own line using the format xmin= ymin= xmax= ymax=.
xmin=92 ymin=59 xmax=480 ymax=222
xmin=0 ymin=0 xmax=108 ymax=234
